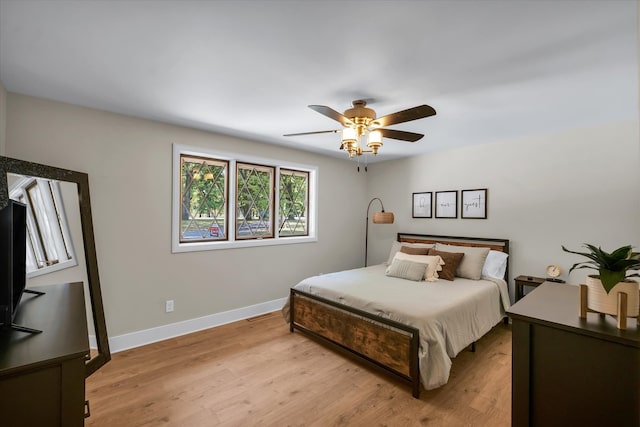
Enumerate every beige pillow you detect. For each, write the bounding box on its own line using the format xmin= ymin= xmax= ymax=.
xmin=434 ymin=243 xmax=490 ymax=280
xmin=403 ymin=242 xmax=435 ymax=250
xmin=386 ymin=241 xmax=435 ymax=265
xmin=386 ymin=241 xmax=403 ymax=265
xmin=393 ymin=252 xmax=444 ymax=282
xmin=385 ymin=259 xmax=428 ymax=281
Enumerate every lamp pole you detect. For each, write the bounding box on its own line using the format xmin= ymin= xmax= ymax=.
xmin=365 ymin=197 xmax=385 ymax=267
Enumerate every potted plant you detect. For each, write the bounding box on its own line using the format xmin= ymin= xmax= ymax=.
xmin=562 ymin=244 xmax=640 ymax=318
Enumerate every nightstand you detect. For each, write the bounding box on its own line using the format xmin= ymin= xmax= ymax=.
xmin=514 ymin=275 xmax=545 ymax=301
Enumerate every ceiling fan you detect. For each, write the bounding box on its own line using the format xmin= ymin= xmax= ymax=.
xmin=284 ymin=100 xmax=436 ymax=159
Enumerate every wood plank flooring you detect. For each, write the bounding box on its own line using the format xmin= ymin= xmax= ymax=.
xmin=86 ymin=312 xmax=511 ymax=426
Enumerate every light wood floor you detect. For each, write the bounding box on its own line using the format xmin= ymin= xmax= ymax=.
xmin=86 ymin=313 xmax=511 ymax=427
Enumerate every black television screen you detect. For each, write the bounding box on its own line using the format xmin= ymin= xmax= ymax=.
xmin=0 ymin=199 xmax=27 ymax=326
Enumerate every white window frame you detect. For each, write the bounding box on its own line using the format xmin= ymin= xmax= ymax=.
xmin=9 ymin=176 xmax=78 ymax=278
xmin=172 ymin=144 xmax=318 ymax=253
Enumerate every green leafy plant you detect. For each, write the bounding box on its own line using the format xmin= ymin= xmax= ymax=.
xmin=562 ymin=244 xmax=640 ymax=293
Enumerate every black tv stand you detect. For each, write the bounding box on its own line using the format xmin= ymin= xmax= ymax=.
xmin=4 ymin=323 xmax=42 ymax=334
xmin=1 ymin=289 xmax=45 ymax=333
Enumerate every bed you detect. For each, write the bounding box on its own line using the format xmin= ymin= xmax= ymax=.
xmin=283 ymin=233 xmax=510 ymax=398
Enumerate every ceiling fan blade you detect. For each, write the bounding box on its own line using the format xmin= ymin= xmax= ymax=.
xmin=373 ymin=105 xmax=436 ymax=128
xmin=308 ymin=105 xmax=354 ymax=126
xmin=378 ymin=128 xmax=424 ymax=142
xmin=283 ymin=130 xmax=340 ymax=137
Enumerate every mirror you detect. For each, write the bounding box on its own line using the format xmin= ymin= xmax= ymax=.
xmin=0 ymin=156 xmax=110 ymax=377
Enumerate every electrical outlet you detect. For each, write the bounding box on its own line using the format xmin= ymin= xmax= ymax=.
xmin=165 ymin=300 xmax=174 ymax=313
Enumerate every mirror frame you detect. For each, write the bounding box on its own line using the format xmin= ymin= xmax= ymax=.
xmin=0 ymin=156 xmax=110 ymax=377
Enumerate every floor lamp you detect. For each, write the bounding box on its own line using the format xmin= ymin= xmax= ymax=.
xmin=365 ymin=197 xmax=394 ymax=267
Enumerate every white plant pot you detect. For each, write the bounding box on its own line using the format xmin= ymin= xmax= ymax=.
xmin=585 ymin=275 xmax=639 ymax=317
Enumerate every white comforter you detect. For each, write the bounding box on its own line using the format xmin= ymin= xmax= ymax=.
xmin=286 ymin=264 xmax=511 ymax=390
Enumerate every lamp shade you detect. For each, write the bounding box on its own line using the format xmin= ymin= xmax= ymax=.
xmin=372 ymin=211 xmax=394 ymax=224
xmin=341 ymin=127 xmax=357 ymax=143
xmin=367 ymin=129 xmax=382 ymax=145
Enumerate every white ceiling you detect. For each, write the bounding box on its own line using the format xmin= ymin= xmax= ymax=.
xmin=0 ymin=0 xmax=637 ymax=163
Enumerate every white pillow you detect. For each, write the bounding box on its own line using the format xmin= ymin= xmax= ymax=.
xmin=385 ymin=259 xmax=428 ymax=281
xmin=434 ymin=243 xmax=490 ymax=280
xmin=481 ymin=250 xmax=509 ymax=280
xmin=386 ymin=241 xmax=435 ymax=265
xmin=393 ymin=252 xmax=444 ymax=282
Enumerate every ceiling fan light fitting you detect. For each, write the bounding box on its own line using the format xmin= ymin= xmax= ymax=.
xmin=367 ymin=130 xmax=383 ymax=154
xmin=341 ymin=127 xmax=358 ymax=144
xmin=347 ymin=144 xmax=358 ymax=158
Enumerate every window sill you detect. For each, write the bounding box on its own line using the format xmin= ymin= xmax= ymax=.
xmin=171 ymin=234 xmax=317 ymax=253
xmin=26 ymin=258 xmax=79 ymax=278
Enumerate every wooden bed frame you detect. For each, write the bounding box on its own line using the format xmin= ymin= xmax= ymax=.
xmin=289 ymin=233 xmax=510 ymax=398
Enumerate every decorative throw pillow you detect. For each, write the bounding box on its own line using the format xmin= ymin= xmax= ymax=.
xmin=400 ymin=246 xmax=430 ymax=255
xmin=434 ymin=244 xmax=490 ymax=280
xmin=385 ymin=259 xmax=428 ymax=281
xmin=427 ymin=249 xmax=464 ymax=281
xmin=482 ymin=250 xmax=509 ymax=280
xmin=393 ymin=252 xmax=444 ymax=282
xmin=386 ymin=241 xmax=435 ymax=265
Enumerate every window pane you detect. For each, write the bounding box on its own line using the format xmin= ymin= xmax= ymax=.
xmin=27 ymin=183 xmax=59 ymax=266
xmin=11 ymin=177 xmax=75 ymax=273
xmin=9 ymin=176 xmax=77 ymax=274
xmin=49 ymin=182 xmax=73 ymax=261
xmin=15 ymin=193 xmax=40 ymax=271
xmin=279 ymin=169 xmax=308 ymax=237
xmin=236 ymin=163 xmax=274 ymax=239
xmin=180 ymin=155 xmax=228 ymax=242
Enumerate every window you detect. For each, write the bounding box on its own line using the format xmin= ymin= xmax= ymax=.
xmin=236 ymin=163 xmax=274 ymax=239
xmin=179 ymin=155 xmax=228 ymax=242
xmin=279 ymin=169 xmax=308 ymax=237
xmin=9 ymin=175 xmax=77 ymax=277
xmin=172 ymin=144 xmax=317 ymax=252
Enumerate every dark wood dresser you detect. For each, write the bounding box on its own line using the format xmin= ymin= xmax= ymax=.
xmin=0 ymin=282 xmax=89 ymax=427
xmin=508 ymin=282 xmax=639 ymax=427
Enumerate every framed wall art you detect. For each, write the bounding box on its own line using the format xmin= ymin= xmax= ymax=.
xmin=435 ymin=190 xmax=457 ymax=218
xmin=461 ymin=188 xmax=487 ymax=219
xmin=412 ymin=192 xmax=432 ymax=218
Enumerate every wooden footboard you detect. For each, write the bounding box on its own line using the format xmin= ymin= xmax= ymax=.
xmin=289 ymin=288 xmax=421 ymax=398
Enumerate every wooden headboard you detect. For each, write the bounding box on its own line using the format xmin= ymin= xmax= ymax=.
xmin=398 ymin=233 xmax=509 ymax=253
xmin=397 ymin=233 xmax=510 ymax=280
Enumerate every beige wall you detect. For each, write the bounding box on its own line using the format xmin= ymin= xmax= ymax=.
xmin=6 ymin=93 xmax=367 ymax=338
xmin=366 ymin=120 xmax=640 ymax=298
xmin=4 ymin=26 xmax=639 ymax=340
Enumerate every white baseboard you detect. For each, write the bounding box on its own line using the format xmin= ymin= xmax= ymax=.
xmin=89 ymin=296 xmax=288 ymax=353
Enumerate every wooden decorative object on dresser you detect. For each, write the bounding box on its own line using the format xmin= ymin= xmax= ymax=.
xmin=508 ymin=282 xmax=639 ymax=427
xmin=0 ymin=283 xmax=90 ymax=426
